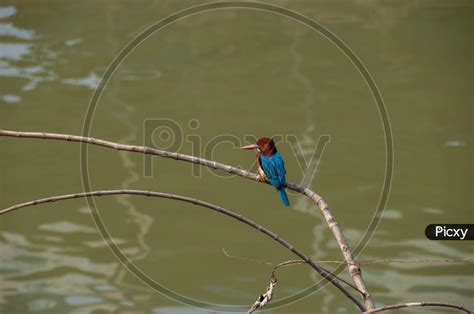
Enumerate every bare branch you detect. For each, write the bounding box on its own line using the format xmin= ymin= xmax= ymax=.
xmin=0 ymin=189 xmax=366 ymax=312
xmin=360 ymin=256 xmax=474 ymax=266
xmin=271 ymin=257 xmax=474 ymax=269
xmin=365 ymin=301 xmax=472 ymax=313
xmin=0 ymin=129 xmax=375 ymax=309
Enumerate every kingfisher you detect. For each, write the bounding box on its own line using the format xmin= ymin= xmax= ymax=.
xmin=241 ymin=137 xmax=289 ymax=206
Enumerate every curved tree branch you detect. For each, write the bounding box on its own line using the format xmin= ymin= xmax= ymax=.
xmin=0 ymin=129 xmax=374 ymax=308
xmin=0 ymin=189 xmax=366 ymax=312
xmin=365 ymin=301 xmax=472 ymax=313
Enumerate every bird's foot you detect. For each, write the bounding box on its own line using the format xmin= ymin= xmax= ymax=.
xmin=257 ymin=173 xmax=269 ymax=183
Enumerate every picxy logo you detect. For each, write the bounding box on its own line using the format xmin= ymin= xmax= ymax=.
xmin=425 ymin=224 xmax=473 ymax=240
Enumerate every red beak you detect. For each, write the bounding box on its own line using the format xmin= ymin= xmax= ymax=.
xmin=240 ymin=143 xmax=258 ymax=150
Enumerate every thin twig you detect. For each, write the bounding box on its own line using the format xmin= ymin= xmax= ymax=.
xmin=0 ymin=189 xmax=366 ymax=312
xmin=272 ymin=257 xmax=474 ymax=269
xmin=223 ymin=248 xmax=474 ymax=266
xmin=365 ymin=301 xmax=472 ymax=313
xmin=222 ymin=248 xmax=273 ymax=266
xmin=223 ymin=250 xmax=473 ymax=299
xmin=361 ymin=256 xmax=474 ymax=266
xmin=0 ymin=129 xmax=375 ymax=309
xmin=223 ymin=248 xmax=364 ymax=296
xmin=222 ymin=251 xmax=473 ymax=314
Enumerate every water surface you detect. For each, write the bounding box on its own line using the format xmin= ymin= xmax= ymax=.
xmin=0 ymin=1 xmax=472 ymax=313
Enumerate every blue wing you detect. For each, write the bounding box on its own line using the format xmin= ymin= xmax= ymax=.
xmin=260 ymin=152 xmax=287 ymax=189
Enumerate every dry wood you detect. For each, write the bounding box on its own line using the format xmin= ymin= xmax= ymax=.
xmin=2 ymin=129 xmax=471 ymax=313
xmin=0 ymin=129 xmax=375 ymax=309
xmin=0 ymin=188 xmax=366 ymax=311
xmin=365 ymin=301 xmax=472 ymax=313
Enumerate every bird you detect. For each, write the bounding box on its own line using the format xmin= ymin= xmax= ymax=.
xmin=241 ymin=137 xmax=289 ymax=206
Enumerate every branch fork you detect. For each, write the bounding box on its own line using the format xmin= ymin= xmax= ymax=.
xmin=1 ymin=129 xmax=472 ymax=313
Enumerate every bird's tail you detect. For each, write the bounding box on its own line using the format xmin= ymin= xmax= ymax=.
xmin=278 ymin=188 xmax=290 ymax=207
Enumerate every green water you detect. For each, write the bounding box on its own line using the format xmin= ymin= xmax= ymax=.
xmin=0 ymin=1 xmax=472 ymax=313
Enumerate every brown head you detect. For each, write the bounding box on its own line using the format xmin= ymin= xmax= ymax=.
xmin=240 ymin=137 xmax=278 ymax=156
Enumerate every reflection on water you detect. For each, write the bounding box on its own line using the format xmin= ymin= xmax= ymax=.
xmin=445 ymin=140 xmax=466 ymax=147
xmin=1 ymin=1 xmax=472 ymax=313
xmin=0 ymin=228 xmax=160 ymax=312
xmin=0 ymin=23 xmax=35 ymax=40
xmin=0 ymin=43 xmax=32 ymax=60
xmin=38 ymin=221 xmax=96 ymax=234
xmin=0 ymin=6 xmax=16 ymax=19
xmin=152 ymin=306 xmax=211 ymax=314
xmin=62 ymin=73 xmax=101 ymax=91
